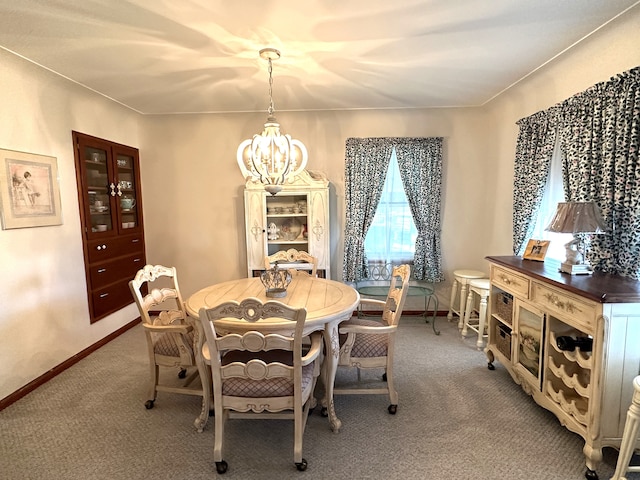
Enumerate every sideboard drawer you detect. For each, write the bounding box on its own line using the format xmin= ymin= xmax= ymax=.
xmin=491 ymin=266 xmax=530 ymax=298
xmin=531 ymin=282 xmax=597 ymax=332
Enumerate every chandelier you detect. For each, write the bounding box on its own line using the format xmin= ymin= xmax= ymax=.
xmin=236 ymin=48 xmax=308 ymax=195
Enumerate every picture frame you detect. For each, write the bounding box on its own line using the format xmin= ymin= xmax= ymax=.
xmin=523 ymin=239 xmax=550 ymax=261
xmin=0 ymin=148 xmax=62 ymax=229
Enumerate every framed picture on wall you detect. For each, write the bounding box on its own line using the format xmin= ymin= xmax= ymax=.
xmin=523 ymin=239 xmax=550 ymax=261
xmin=0 ymin=148 xmax=62 ymax=229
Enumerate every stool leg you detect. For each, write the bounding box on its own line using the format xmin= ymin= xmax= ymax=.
xmin=476 ymin=293 xmax=488 ymax=350
xmin=461 ymin=289 xmax=473 ymax=337
xmin=612 ymin=390 xmax=640 ymax=480
xmin=458 ymin=282 xmax=469 ymax=330
xmin=447 ymin=279 xmax=458 ymax=321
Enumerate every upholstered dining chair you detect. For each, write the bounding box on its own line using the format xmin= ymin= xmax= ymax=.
xmin=265 ymin=248 xmax=318 ymax=277
xmin=129 ymin=264 xmax=207 ymax=418
xmin=199 ymin=298 xmax=322 ymax=474
xmin=335 ymin=264 xmax=411 ymax=414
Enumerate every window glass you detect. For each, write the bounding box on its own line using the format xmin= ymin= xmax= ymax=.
xmin=529 ymin=139 xmax=572 ymax=261
xmin=364 ymin=148 xmax=417 ymax=263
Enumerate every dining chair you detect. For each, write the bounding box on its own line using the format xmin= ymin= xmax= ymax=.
xmin=335 ymin=264 xmax=411 ymax=414
xmin=265 ymin=248 xmax=318 ymax=277
xmin=610 ymin=375 xmax=640 ymax=480
xmin=199 ymin=298 xmax=323 ymax=474
xmin=129 ymin=264 xmax=208 ymax=418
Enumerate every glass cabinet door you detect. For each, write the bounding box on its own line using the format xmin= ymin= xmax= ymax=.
xmin=83 ymin=145 xmax=113 ymax=235
xmin=113 ymin=148 xmax=140 ymax=232
xmin=514 ymin=298 xmax=546 ymax=391
xmin=77 ymin=137 xmax=141 ymax=238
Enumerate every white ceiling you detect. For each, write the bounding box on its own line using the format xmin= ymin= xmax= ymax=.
xmin=0 ymin=0 xmax=638 ymax=115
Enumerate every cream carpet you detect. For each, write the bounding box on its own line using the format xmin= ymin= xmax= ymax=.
xmin=0 ymin=316 xmax=633 ymax=480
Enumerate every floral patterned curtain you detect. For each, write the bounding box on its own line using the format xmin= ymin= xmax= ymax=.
xmin=557 ymin=67 xmax=640 ymax=278
xmin=512 ymin=109 xmax=558 ymax=255
xmin=395 ymin=138 xmax=444 ymax=282
xmin=514 ymin=66 xmax=640 ymax=278
xmin=342 ymin=138 xmax=393 ymax=281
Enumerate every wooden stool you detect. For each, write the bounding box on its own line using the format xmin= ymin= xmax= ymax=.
xmin=461 ymin=278 xmax=491 ymax=350
xmin=611 ymin=375 xmax=640 ymax=480
xmin=447 ymin=269 xmax=485 ymax=330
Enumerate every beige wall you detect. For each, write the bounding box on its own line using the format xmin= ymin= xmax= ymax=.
xmin=1 ymin=7 xmax=639 ymax=400
xmin=0 ymin=49 xmax=143 ymax=399
xmin=140 ymin=107 xmax=492 ymax=297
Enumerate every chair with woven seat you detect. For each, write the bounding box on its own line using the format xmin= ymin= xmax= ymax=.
xmin=335 ymin=264 xmax=411 ymax=414
xmin=265 ymin=248 xmax=318 ymax=277
xmin=199 ymin=298 xmax=322 ymax=474
xmin=129 ymin=264 xmax=209 ymax=429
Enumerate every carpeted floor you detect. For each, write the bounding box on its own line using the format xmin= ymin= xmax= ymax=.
xmin=0 ymin=316 xmax=635 ymax=480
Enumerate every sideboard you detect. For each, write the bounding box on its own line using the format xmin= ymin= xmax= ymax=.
xmin=485 ymin=256 xmax=640 ymax=480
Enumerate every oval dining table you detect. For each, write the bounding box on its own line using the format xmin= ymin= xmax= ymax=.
xmin=185 ymin=275 xmax=360 ymax=433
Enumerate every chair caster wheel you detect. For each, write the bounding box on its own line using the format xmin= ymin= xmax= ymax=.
xmin=178 ymin=368 xmax=187 ymax=379
xmin=382 ymin=373 xmax=387 ymax=381
xmin=144 ymin=400 xmax=154 ymax=409
xmin=388 ymin=404 xmax=397 ymax=414
xmin=584 ymin=468 xmax=598 ymax=480
xmin=215 ymin=460 xmax=228 ymax=474
xmin=487 ymin=362 xmax=495 ymax=370
xmin=295 ymin=459 xmax=308 ymax=471
xmin=321 ymin=407 xmax=328 ymax=417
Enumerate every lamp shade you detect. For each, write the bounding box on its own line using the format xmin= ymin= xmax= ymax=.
xmin=545 ymin=201 xmax=607 ymax=234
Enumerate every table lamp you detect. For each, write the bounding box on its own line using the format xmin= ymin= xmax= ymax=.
xmin=545 ymin=201 xmax=607 ymax=275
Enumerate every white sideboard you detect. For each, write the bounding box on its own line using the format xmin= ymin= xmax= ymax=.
xmin=485 ymin=256 xmax=640 ymax=480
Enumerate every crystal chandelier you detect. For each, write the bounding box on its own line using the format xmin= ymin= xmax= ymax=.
xmin=236 ymin=48 xmax=308 ymax=195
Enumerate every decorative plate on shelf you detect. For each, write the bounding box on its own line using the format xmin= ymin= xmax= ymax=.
xmin=280 ymin=218 xmax=302 ymax=241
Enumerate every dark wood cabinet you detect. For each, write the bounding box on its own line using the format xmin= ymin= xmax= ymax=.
xmin=72 ymin=131 xmax=146 ymax=323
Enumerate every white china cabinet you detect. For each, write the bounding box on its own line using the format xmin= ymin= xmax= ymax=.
xmin=243 ymin=170 xmax=330 ymax=278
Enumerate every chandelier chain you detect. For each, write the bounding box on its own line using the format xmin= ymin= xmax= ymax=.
xmin=267 ymin=58 xmax=275 ymax=117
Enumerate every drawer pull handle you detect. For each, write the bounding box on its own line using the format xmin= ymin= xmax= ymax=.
xmin=99 ymin=293 xmax=109 ymax=298
xmin=131 ymin=239 xmax=140 ymax=243
xmin=134 ymin=258 xmax=142 ymax=263
xmin=97 ymin=268 xmax=106 ymax=273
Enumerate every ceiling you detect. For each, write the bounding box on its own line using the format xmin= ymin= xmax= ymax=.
xmin=0 ymin=0 xmax=638 ymax=115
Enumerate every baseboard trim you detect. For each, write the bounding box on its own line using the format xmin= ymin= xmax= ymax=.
xmin=0 ymin=317 xmax=141 ymax=411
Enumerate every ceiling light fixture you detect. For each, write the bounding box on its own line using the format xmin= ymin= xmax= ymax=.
xmin=236 ymin=48 xmax=307 ymax=195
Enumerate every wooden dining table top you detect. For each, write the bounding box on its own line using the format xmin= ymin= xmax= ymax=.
xmin=185 ymin=275 xmax=360 ymax=332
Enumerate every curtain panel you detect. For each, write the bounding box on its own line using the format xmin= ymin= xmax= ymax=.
xmin=342 ymin=138 xmax=393 ymax=281
xmin=514 ymin=66 xmax=640 ymax=278
xmin=512 ymin=110 xmax=558 ymax=255
xmin=342 ymin=137 xmax=444 ymax=282
xmin=395 ymin=138 xmax=444 ymax=282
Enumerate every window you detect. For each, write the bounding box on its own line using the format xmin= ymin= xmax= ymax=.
xmin=364 ymin=148 xmax=417 ymax=263
xmin=528 ymin=139 xmax=572 ymax=261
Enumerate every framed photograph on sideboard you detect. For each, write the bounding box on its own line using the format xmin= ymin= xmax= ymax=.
xmin=523 ymin=239 xmax=550 ymax=262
